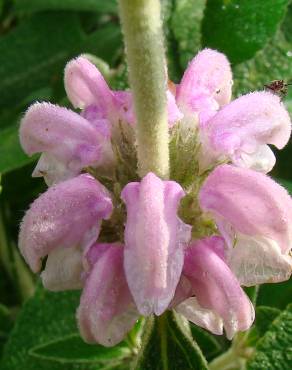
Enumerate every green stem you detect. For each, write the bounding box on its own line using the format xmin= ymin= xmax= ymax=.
xmin=118 ymin=0 xmax=169 ymax=178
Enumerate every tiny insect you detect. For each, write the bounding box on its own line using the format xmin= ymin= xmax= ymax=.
xmin=264 ymin=79 xmax=292 ymax=98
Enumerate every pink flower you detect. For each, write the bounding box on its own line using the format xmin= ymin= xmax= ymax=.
xmin=17 ymin=49 xmax=292 ymax=347
xmin=176 ymin=237 xmax=255 ymax=340
xmin=199 ymin=164 xmax=292 ymax=286
xmin=19 ymin=56 xmax=182 ymax=186
xmin=19 ymin=174 xmax=113 ymax=289
xmin=121 ymin=172 xmax=191 ymax=316
xmin=175 ymin=49 xmax=291 ymax=173
xmin=78 ymin=243 xmax=139 ymax=347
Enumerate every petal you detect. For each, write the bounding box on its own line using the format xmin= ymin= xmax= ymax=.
xmin=32 ymin=153 xmax=71 ymax=186
xmin=184 ymin=237 xmax=255 ymax=339
xmin=176 ymin=48 xmax=232 ymax=117
xmin=228 ymin=234 xmax=292 ymax=286
xmin=202 ymin=91 xmax=291 ymax=172
xmin=19 ymin=174 xmax=113 ymax=272
xmin=167 ymin=90 xmax=183 ymax=126
xmin=41 ymin=245 xmax=83 ymax=291
xmin=199 ymin=164 xmax=292 ymax=254
xmin=170 ymin=275 xmax=193 ymax=308
xmin=121 ymin=172 xmax=191 ymax=316
xmin=114 ymin=91 xmax=136 ymax=125
xmin=77 ymin=244 xmax=139 ymax=347
xmin=20 ymin=102 xmax=113 ymax=183
xmin=64 ymin=55 xmax=114 ymax=111
xmin=176 ymin=297 xmax=223 ymax=336
xmin=232 ymin=145 xmax=276 ymax=174
xmin=114 ymin=90 xmax=182 ymax=127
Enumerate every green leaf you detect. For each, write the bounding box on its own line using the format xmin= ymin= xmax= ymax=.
xmin=233 ymin=32 xmax=292 ymax=97
xmin=14 ymin=0 xmax=117 ymax=13
xmin=82 ymin=24 xmax=122 ymax=66
xmin=281 ymin=2 xmax=292 ymax=43
xmin=0 ymin=303 xmax=13 ymax=337
xmin=171 ymin=0 xmax=206 ymax=69
xmin=256 ymin=280 xmax=292 ymax=310
xmin=255 ymin=306 xmax=281 ymax=337
xmin=29 ymin=333 xmax=130 ymax=364
xmin=190 ymin=324 xmax=222 ymax=360
xmin=0 ymin=303 xmax=13 ymax=356
xmin=0 ymin=15 xmax=121 ymax=174
xmin=0 ymin=12 xmax=84 ymax=110
xmin=1 ymin=285 xmax=130 ymax=370
xmin=247 ymin=303 xmax=292 ymax=370
xmin=133 ymin=311 xmax=208 ymax=370
xmin=277 ymin=179 xmax=292 ymax=194
xmin=202 ymin=0 xmax=290 ymax=64
xmin=0 ymin=124 xmax=37 ymax=174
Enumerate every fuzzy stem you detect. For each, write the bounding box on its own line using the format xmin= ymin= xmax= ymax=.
xmin=118 ymin=0 xmax=169 ymax=178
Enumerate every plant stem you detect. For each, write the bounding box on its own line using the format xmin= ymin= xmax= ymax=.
xmin=118 ymin=0 xmax=169 ymax=179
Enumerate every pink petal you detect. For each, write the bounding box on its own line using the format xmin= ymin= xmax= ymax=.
xmin=201 ymin=91 xmax=291 ymax=172
xmin=18 ymin=174 xmax=113 ymax=272
xmin=20 ymin=102 xmax=113 ymax=184
xmin=77 ymin=244 xmax=139 ymax=347
xmin=114 ymin=90 xmax=182 ymax=127
xmin=199 ymin=164 xmax=292 ymax=254
xmin=121 ymin=172 xmax=191 ymax=316
xmin=184 ymin=237 xmax=255 ymax=339
xmin=170 ymin=275 xmax=193 ymax=308
xmin=176 ymin=48 xmax=232 ymax=118
xmin=167 ymin=90 xmax=183 ymax=126
xmin=64 ymin=55 xmax=114 ymax=112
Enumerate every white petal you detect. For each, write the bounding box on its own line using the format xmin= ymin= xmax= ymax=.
xmin=232 ymin=145 xmax=276 ymax=173
xmin=228 ymin=234 xmax=292 ymax=286
xmin=32 ymin=153 xmax=78 ymax=186
xmin=175 ymin=297 xmax=223 ymax=335
xmin=41 ymin=245 xmax=83 ymax=291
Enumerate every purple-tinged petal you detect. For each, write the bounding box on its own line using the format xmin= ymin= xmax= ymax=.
xmin=114 ymin=91 xmax=136 ymax=125
xmin=199 ymin=165 xmax=292 ymax=285
xmin=175 ymin=297 xmax=223 ymax=336
xmin=41 ymin=245 xmax=83 ymax=291
xmin=77 ymin=244 xmax=139 ymax=347
xmin=201 ymin=91 xmax=291 ymax=172
xmin=199 ymin=165 xmax=292 ymax=254
xmin=170 ymin=275 xmax=193 ymax=308
xmin=114 ymin=90 xmax=182 ymax=127
xmin=183 ymin=237 xmax=255 ymax=339
xmin=121 ymin=172 xmax=191 ymax=316
xmin=19 ymin=174 xmax=113 ymax=272
xmin=64 ymin=56 xmax=114 ymax=112
xmin=81 ymin=105 xmax=111 ymax=138
xmin=167 ymin=90 xmax=183 ymax=126
xmin=176 ymin=49 xmax=232 ymax=118
xmin=20 ymin=102 xmax=114 ymax=184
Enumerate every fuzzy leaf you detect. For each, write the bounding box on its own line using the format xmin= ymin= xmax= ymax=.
xmin=133 ymin=311 xmax=209 ymax=370
xmin=0 ymin=124 xmax=37 ymax=174
xmin=171 ymin=0 xmax=206 ymax=69
xmin=247 ymin=304 xmax=292 ymax=370
xmin=29 ymin=334 xmax=130 ymax=364
xmin=255 ymin=306 xmax=281 ymax=337
xmin=190 ymin=324 xmax=222 ymax=360
xmin=0 ymin=13 xmax=84 ymax=110
xmin=0 ymin=286 xmax=131 ymax=370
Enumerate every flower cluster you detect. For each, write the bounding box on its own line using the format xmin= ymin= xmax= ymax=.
xmin=19 ymin=49 xmax=292 ymax=346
